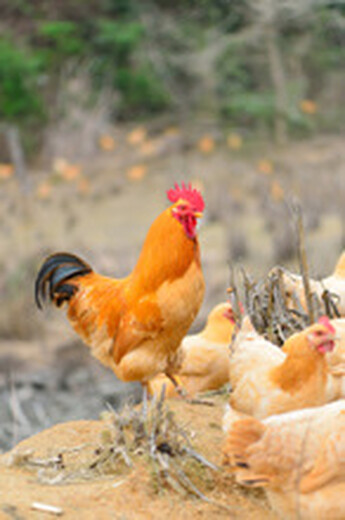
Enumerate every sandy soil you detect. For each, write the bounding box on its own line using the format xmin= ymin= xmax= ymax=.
xmin=0 ymin=396 xmax=277 ymax=520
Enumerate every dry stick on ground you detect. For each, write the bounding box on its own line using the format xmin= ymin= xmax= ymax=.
xmin=322 ymin=289 xmax=341 ymax=318
xmin=12 ymin=392 xmax=234 ymax=513
xmin=270 ymin=268 xmax=306 ymax=341
xmin=265 ymin=275 xmax=277 ymax=343
xmin=291 ymin=203 xmax=340 ymax=322
xmin=8 ymin=394 xmax=226 ymax=505
xmin=293 ymin=203 xmax=315 ymax=325
xmin=271 ymin=273 xmax=289 ymax=343
xmin=227 ymin=205 xmax=341 ymax=347
xmin=234 ymin=265 xmax=300 ymax=345
xmin=227 ymin=264 xmax=242 ymax=326
xmin=240 ymin=268 xmax=257 ymax=319
xmin=227 ymin=265 xmax=243 ymax=354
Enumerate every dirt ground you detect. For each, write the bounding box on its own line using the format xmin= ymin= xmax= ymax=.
xmin=0 ymin=396 xmax=277 ymax=520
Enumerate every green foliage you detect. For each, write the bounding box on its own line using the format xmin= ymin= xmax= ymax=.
xmin=0 ymin=0 xmax=344 ymax=150
xmin=217 ymin=47 xmax=255 ymax=94
xmin=0 ymin=38 xmax=43 ymax=121
xmin=101 ymin=0 xmax=137 ymax=17
xmin=308 ymin=8 xmax=345 ymax=69
xmin=222 ymin=91 xmax=275 ymax=127
xmin=37 ymin=21 xmax=84 ymax=61
xmin=89 ymin=20 xmax=169 ymax=116
xmin=116 ymin=66 xmax=169 ymax=115
xmin=93 ymin=20 xmax=144 ymax=64
xmin=216 ymin=43 xmax=274 ymax=129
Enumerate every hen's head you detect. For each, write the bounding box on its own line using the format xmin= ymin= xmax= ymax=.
xmin=203 ymin=302 xmax=236 ymax=342
xmin=222 ymin=303 xmax=236 ymax=324
xmin=207 ymin=302 xmax=235 ymax=325
xmin=167 ymin=182 xmax=204 ymax=239
xmin=306 ymin=316 xmax=336 ymax=354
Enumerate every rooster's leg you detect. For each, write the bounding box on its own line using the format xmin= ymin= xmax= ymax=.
xmin=166 ymin=374 xmax=214 ymax=407
xmin=166 ymin=374 xmax=188 ymax=398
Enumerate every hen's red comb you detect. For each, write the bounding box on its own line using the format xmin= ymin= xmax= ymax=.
xmin=318 ymin=316 xmax=336 ymax=334
xmin=167 ymin=182 xmax=205 ymax=212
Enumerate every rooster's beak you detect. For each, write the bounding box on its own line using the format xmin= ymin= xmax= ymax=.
xmin=194 ymin=212 xmax=203 ymax=219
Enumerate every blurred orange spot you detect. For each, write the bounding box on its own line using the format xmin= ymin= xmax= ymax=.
xmin=53 ymin=158 xmax=82 ymax=181
xmin=99 ymin=134 xmax=116 ymax=151
xmin=163 ymin=126 xmax=180 ymax=136
xmin=227 ymin=133 xmax=243 ymax=150
xmin=0 ymin=163 xmax=14 ymax=179
xmin=127 ymin=164 xmax=147 ymax=181
xmin=61 ymin=164 xmax=82 ymax=181
xmin=77 ymin=177 xmax=91 ymax=194
xmin=198 ymin=135 xmax=215 ymax=154
xmin=270 ymin=180 xmax=284 ymax=202
xmin=127 ymin=127 xmax=147 ymax=145
xmin=139 ymin=140 xmax=156 ymax=157
xmin=52 ymin=157 xmax=68 ymax=174
xmin=300 ymin=99 xmax=317 ymax=115
xmin=258 ymin=159 xmax=274 ymax=175
xmin=37 ymin=181 xmax=52 ymax=199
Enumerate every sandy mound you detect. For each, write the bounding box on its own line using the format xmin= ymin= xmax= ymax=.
xmin=0 ymin=396 xmax=276 ymax=519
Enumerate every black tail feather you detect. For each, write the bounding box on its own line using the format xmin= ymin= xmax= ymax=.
xmin=53 ymin=283 xmax=80 ymax=307
xmin=35 ymin=252 xmax=92 ymax=309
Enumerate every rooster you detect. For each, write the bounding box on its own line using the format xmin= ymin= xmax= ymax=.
xmin=223 ymin=400 xmax=345 ymax=520
xmin=279 ymin=250 xmax=345 ymax=316
xmin=147 ymin=302 xmax=236 ymax=398
xmin=35 ymin=182 xmax=205 ymax=394
xmin=224 ymin=316 xmax=337 ymax=428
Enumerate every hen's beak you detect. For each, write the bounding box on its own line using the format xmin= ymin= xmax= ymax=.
xmin=223 ymin=308 xmax=235 ymax=324
xmin=323 ymin=332 xmax=336 ymax=343
xmin=194 ymin=211 xmax=203 ymax=219
xmin=311 ymin=331 xmax=337 ymax=353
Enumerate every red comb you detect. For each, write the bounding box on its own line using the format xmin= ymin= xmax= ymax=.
xmin=318 ymin=316 xmax=336 ymax=334
xmin=167 ymin=182 xmax=205 ymax=212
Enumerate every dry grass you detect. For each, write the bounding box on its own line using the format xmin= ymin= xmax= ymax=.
xmin=7 ymin=392 xmax=234 ymax=513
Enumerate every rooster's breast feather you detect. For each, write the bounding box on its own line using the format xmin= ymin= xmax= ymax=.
xmin=112 ymin=294 xmax=164 ymax=364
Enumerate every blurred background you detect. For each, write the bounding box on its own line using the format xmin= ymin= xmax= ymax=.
xmin=0 ymin=0 xmax=344 ymax=450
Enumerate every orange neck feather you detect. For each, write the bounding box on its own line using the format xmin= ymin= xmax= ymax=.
xmin=270 ymin=334 xmax=326 ymax=392
xmin=131 ymin=206 xmax=201 ymax=294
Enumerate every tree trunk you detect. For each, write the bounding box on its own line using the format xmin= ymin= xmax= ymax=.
xmin=5 ymin=125 xmax=31 ymax=193
xmin=265 ymin=25 xmax=289 ymax=145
